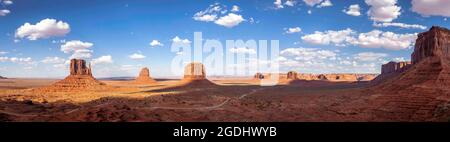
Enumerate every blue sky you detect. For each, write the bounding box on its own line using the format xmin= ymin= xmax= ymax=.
xmin=0 ymin=0 xmax=449 ymax=78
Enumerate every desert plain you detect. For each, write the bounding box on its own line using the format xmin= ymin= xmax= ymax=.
xmin=1 ymin=26 xmax=450 ymax=122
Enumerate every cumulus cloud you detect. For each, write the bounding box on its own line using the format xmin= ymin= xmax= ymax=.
xmin=0 ymin=51 xmax=8 ymax=55
xmin=301 ymin=28 xmax=417 ymax=50
xmin=411 ymin=0 xmax=450 ymax=17
xmin=172 ymin=36 xmax=191 ymax=44
xmin=343 ymin=4 xmax=361 ymax=16
xmin=193 ymin=3 xmax=245 ymax=28
xmin=150 ymin=40 xmax=163 ymax=47
xmin=281 ymin=47 xmax=337 ymax=60
xmin=129 ymin=53 xmax=146 ymax=60
xmin=229 ymin=47 xmax=257 ymax=54
xmin=373 ymin=22 xmax=427 ymax=30
xmin=15 ymin=18 xmax=71 ymax=40
xmin=60 ymin=40 xmax=94 ymax=59
xmin=214 ymin=13 xmax=245 ymax=28
xmin=353 ymin=52 xmax=388 ymax=61
xmin=365 ymin=0 xmax=401 ymax=22
xmin=91 ymin=55 xmax=113 ymax=65
xmin=0 ymin=9 xmax=10 ymax=16
xmin=301 ymin=28 xmax=355 ymax=46
xmin=351 ymin=30 xmax=417 ymax=50
xmin=317 ymin=0 xmax=332 ymax=8
xmin=285 ymin=27 xmax=302 ymax=34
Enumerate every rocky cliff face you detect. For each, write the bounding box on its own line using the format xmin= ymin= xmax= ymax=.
xmin=412 ymin=26 xmax=450 ymax=64
xmin=381 ymin=61 xmax=412 ymax=74
xmin=0 ymin=76 xmax=6 ymax=79
xmin=69 ymin=59 xmax=92 ymax=76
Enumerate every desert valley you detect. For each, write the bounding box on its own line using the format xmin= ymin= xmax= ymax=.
xmin=1 ymin=26 xmax=449 ymax=122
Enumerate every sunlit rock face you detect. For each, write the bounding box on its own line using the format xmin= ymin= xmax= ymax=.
xmin=184 ymin=63 xmax=206 ymax=80
xmin=412 ymin=26 xmax=450 ymax=64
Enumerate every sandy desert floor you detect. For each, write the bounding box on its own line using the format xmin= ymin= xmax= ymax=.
xmin=0 ymin=78 xmax=449 ymax=122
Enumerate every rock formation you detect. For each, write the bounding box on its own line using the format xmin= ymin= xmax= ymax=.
xmin=412 ymin=26 xmax=450 ymax=64
xmin=33 ymin=59 xmax=106 ymax=92
xmin=180 ymin=62 xmax=214 ymax=86
xmin=366 ymin=26 xmax=450 ymax=121
xmin=135 ymin=67 xmax=156 ymax=84
xmin=371 ymin=61 xmax=412 ymax=84
xmin=286 ymin=71 xmax=298 ymax=80
xmin=254 ymin=73 xmax=265 ymax=80
xmin=0 ymin=76 xmax=6 ymax=79
xmin=184 ymin=62 xmax=206 ymax=80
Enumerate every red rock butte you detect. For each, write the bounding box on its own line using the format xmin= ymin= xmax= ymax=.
xmin=33 ymin=59 xmax=106 ymax=92
xmin=0 ymin=76 xmax=6 ymax=79
xmin=374 ymin=26 xmax=450 ymax=91
xmin=135 ymin=67 xmax=156 ymax=84
xmin=286 ymin=71 xmax=298 ymax=80
xmin=254 ymin=73 xmax=265 ymax=80
xmin=180 ymin=62 xmax=215 ymax=86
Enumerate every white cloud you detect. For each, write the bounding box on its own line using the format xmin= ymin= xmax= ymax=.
xmin=0 ymin=9 xmax=10 ymax=16
xmin=281 ymin=47 xmax=337 ymax=61
xmin=41 ymin=57 xmax=66 ymax=64
xmin=229 ymin=47 xmax=257 ymax=54
xmin=353 ymin=52 xmax=388 ymax=61
xmin=285 ymin=0 xmax=296 ymax=6
xmin=91 ymin=55 xmax=113 ymax=65
xmin=302 ymin=28 xmax=417 ymax=50
xmin=365 ymin=0 xmax=401 ymax=22
xmin=285 ymin=27 xmax=302 ymax=34
xmin=307 ymin=10 xmax=312 ymax=14
xmin=0 ymin=56 xmax=34 ymax=65
xmin=351 ymin=30 xmax=417 ymax=50
xmin=231 ymin=5 xmax=240 ymax=12
xmin=61 ymin=40 xmax=93 ymax=53
xmin=303 ymin=0 xmax=324 ymax=7
xmin=411 ymin=0 xmax=450 ymax=17
xmin=373 ymin=22 xmax=427 ymax=30
xmin=128 ymin=53 xmax=146 ymax=60
xmin=317 ymin=0 xmax=332 ymax=8
xmin=214 ymin=13 xmax=245 ymax=28
xmin=150 ymin=40 xmax=163 ymax=47
xmin=15 ymin=18 xmax=71 ymax=40
xmin=172 ymin=36 xmax=191 ymax=44
xmin=193 ymin=3 xmax=245 ymax=27
xmin=274 ymin=0 xmax=284 ymax=9
xmin=70 ymin=49 xmax=93 ymax=59
xmin=0 ymin=51 xmax=8 ymax=55
xmin=2 ymin=0 xmax=13 ymax=5
xmin=61 ymin=40 xmax=94 ymax=59
xmin=301 ymin=28 xmax=355 ymax=46
xmin=193 ymin=14 xmax=217 ymax=22
xmin=343 ymin=4 xmax=361 ymax=16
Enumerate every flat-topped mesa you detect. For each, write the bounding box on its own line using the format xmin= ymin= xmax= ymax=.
xmin=412 ymin=26 xmax=450 ymax=64
xmin=135 ymin=67 xmax=156 ymax=83
xmin=286 ymin=71 xmax=298 ymax=80
xmin=381 ymin=61 xmax=412 ymax=74
xmin=183 ymin=62 xmax=206 ymax=80
xmin=69 ymin=59 xmax=92 ymax=76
